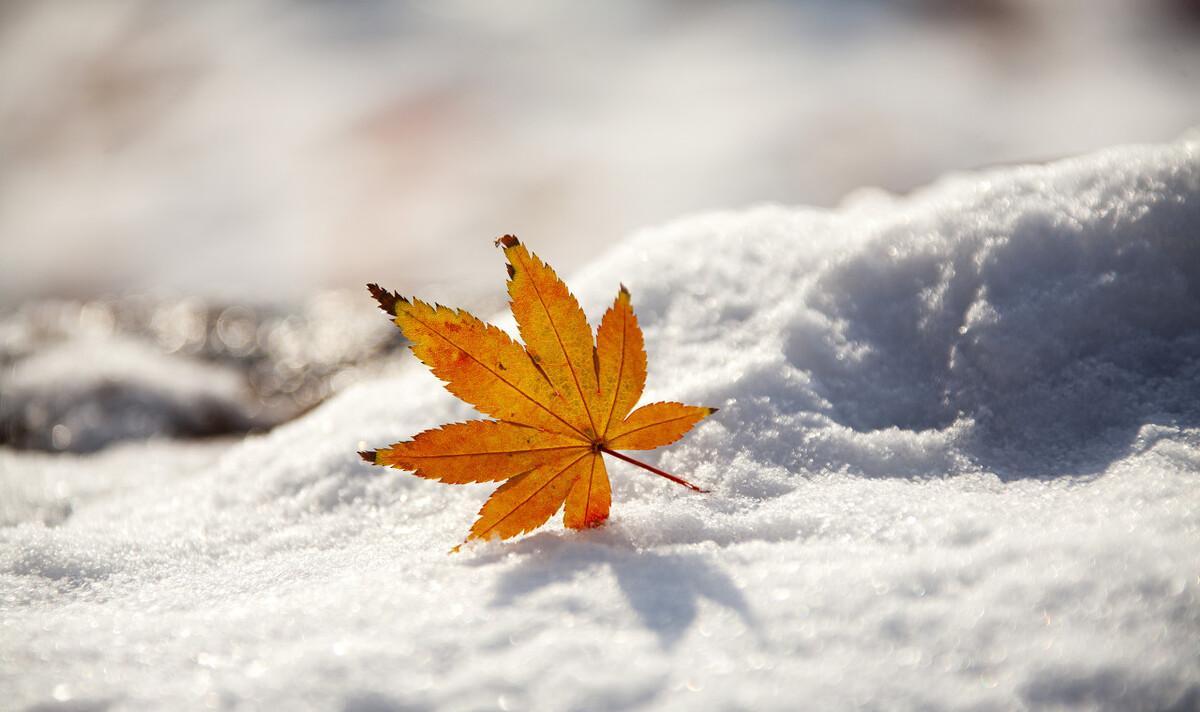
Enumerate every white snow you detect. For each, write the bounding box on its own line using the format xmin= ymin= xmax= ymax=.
xmin=0 ymin=336 xmax=257 ymax=453
xmin=3 ymin=1 xmax=1200 ymax=308
xmin=3 ymin=137 xmax=1200 ymax=711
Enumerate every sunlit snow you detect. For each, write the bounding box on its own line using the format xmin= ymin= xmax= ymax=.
xmin=2 ymin=137 xmax=1199 ymax=711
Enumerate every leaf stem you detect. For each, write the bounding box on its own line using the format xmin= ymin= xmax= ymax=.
xmin=599 ymin=447 xmax=709 ymax=493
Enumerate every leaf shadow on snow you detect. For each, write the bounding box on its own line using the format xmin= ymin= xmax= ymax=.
xmin=24 ymin=699 xmax=114 ymax=712
xmin=341 ymin=692 xmax=423 ymax=712
xmin=482 ymin=531 xmax=759 ymax=649
xmin=1020 ymin=665 xmax=1200 ymax=712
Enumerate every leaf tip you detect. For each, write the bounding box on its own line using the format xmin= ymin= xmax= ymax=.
xmin=707 ymin=407 xmax=719 ymax=414
xmin=366 ymin=283 xmax=406 ymax=316
xmin=358 ymin=450 xmax=378 ymax=464
xmin=494 ymin=234 xmax=520 ymax=249
xmin=618 ymin=283 xmax=630 ymax=297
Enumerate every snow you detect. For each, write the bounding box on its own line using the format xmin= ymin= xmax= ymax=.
xmin=0 ymin=336 xmax=256 ymax=453
xmin=3 ymin=1 xmax=1200 ymax=307
xmin=0 ymin=291 xmax=404 ymax=452
xmin=3 ymin=137 xmax=1200 ymax=711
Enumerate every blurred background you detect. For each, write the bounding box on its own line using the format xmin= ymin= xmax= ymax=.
xmin=2 ymin=0 xmax=1199 ymax=452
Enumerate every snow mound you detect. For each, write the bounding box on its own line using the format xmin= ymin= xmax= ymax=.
xmin=0 ymin=293 xmax=406 ymax=452
xmin=572 ymin=140 xmax=1200 ymax=478
xmin=0 ymin=336 xmax=258 ymax=453
xmin=3 ymin=138 xmax=1199 ymax=711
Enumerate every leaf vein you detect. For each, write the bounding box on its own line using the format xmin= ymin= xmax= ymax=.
xmin=405 ymin=310 xmax=588 ymax=439
xmin=517 ymin=251 xmax=600 ymax=437
xmin=478 ymin=452 xmax=588 ymax=538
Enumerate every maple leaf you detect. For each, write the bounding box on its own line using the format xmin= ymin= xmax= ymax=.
xmin=360 ymin=235 xmax=716 ymax=549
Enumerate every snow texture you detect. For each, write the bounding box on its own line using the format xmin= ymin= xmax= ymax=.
xmin=3 ymin=137 xmax=1200 ymax=711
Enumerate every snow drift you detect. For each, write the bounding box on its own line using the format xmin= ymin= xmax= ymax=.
xmin=2 ymin=137 xmax=1199 ymax=711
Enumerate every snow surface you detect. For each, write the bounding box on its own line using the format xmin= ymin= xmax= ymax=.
xmin=4 ymin=1 xmax=1200 ymax=307
xmin=0 ymin=336 xmax=257 ymax=453
xmin=0 ymin=291 xmax=405 ymax=452
xmin=3 ymin=138 xmax=1200 ymax=711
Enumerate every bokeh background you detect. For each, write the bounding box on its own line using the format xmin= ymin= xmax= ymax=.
xmin=2 ymin=0 xmax=1199 ymax=451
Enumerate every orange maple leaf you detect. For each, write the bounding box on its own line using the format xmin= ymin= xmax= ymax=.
xmin=360 ymin=235 xmax=716 ymax=549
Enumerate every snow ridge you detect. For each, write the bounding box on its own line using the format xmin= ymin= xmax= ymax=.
xmin=3 ymin=137 xmax=1199 ymax=711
